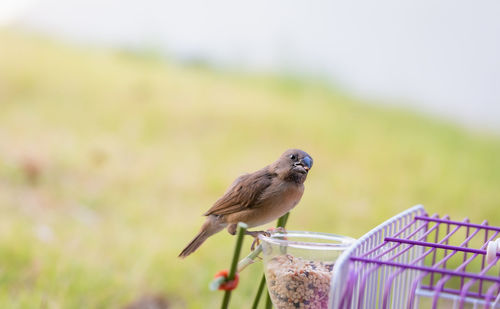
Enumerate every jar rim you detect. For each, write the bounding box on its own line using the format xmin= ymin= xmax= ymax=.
xmin=258 ymin=230 xmax=356 ymax=251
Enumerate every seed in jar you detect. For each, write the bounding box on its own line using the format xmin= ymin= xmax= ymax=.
xmin=265 ymin=255 xmax=335 ymax=309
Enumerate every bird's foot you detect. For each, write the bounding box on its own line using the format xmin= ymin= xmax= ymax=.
xmin=267 ymin=227 xmax=287 ymax=234
xmin=267 ymin=227 xmax=288 ymax=241
xmin=246 ymin=230 xmax=270 ymax=238
xmin=246 ymin=230 xmax=270 ymax=251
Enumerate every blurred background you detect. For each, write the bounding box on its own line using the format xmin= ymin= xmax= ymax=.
xmin=0 ymin=1 xmax=499 ymax=308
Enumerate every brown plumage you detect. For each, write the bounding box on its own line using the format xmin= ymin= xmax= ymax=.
xmin=179 ymin=149 xmax=313 ymax=258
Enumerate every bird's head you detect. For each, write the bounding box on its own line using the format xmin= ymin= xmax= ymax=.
xmin=274 ymin=149 xmax=313 ymax=184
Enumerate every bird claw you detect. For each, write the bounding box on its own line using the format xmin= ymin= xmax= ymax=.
xmin=246 ymin=230 xmax=270 ymax=251
xmin=267 ymin=227 xmax=287 ymax=234
xmin=247 ymin=228 xmax=288 ymax=251
xmin=251 ymin=237 xmax=260 ymax=251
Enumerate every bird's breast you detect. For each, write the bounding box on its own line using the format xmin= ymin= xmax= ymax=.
xmin=232 ymin=183 xmax=304 ymax=228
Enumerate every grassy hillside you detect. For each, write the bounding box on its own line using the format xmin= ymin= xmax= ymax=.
xmin=0 ymin=30 xmax=499 ymax=308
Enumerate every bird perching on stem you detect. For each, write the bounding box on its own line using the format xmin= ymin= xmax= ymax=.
xmin=179 ymin=149 xmax=313 ymax=258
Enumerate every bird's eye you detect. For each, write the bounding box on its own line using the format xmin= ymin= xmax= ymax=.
xmin=290 ymin=154 xmax=297 ymax=161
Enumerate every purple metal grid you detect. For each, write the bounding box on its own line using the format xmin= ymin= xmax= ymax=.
xmin=358 ymin=214 xmax=499 ymax=309
xmin=330 ymin=206 xmax=500 ymax=309
xmin=331 ymin=205 xmax=428 ymax=308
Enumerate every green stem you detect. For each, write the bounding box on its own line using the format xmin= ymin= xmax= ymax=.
xmin=250 ymin=212 xmax=290 ymax=308
xmin=251 ymin=275 xmax=266 ymax=309
xmin=221 ymin=222 xmax=247 ymax=309
xmin=265 ymin=291 xmax=272 ymax=309
xmin=276 ymin=212 xmax=290 ymax=228
xmin=276 ymin=212 xmax=290 ymax=256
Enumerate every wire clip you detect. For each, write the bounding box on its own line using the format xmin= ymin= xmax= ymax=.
xmin=486 ymin=238 xmax=500 ymax=264
xmin=210 ymin=269 xmax=240 ymax=291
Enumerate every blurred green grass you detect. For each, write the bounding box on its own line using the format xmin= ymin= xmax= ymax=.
xmin=0 ymin=30 xmax=499 ymax=308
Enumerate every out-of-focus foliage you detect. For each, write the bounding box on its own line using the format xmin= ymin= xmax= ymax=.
xmin=0 ymin=31 xmax=499 ymax=308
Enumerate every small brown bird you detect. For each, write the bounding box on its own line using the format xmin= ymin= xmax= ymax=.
xmin=179 ymin=149 xmax=313 ymax=258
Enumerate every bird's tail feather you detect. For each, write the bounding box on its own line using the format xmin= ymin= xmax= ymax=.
xmin=179 ymin=230 xmax=210 ymax=258
xmin=178 ymin=229 xmax=209 ymax=258
xmin=179 ymin=216 xmax=224 ymax=258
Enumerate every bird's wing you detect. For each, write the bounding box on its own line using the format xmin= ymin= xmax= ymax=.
xmin=203 ymin=169 xmax=274 ymax=216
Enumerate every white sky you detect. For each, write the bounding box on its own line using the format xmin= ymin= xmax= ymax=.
xmin=0 ymin=0 xmax=38 ymax=25
xmin=3 ymin=0 xmax=500 ymax=131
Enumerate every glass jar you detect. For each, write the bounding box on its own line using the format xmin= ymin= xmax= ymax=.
xmin=259 ymin=231 xmax=355 ymax=309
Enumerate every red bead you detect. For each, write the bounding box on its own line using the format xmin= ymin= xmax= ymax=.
xmin=214 ymin=270 xmax=239 ymax=291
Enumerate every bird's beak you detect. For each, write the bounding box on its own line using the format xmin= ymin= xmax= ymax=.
xmin=295 ymin=159 xmax=311 ymax=172
xmin=301 ymin=156 xmax=313 ymax=171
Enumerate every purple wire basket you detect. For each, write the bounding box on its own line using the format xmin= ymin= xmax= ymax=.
xmin=330 ymin=205 xmax=500 ymax=309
